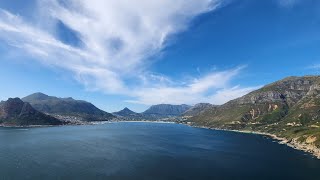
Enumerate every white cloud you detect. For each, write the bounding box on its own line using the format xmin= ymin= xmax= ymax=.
xmin=127 ymin=67 xmax=260 ymax=105
xmin=0 ymin=0 xmax=259 ymax=105
xmin=308 ymin=64 xmax=320 ymax=69
xmin=278 ymin=0 xmax=300 ymax=7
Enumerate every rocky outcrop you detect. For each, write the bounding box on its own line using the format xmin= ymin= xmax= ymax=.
xmin=0 ymin=98 xmax=63 ymax=126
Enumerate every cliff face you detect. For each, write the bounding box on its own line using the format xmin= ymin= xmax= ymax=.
xmin=0 ymin=98 xmax=63 ymax=126
xmin=190 ymin=76 xmax=320 ymax=148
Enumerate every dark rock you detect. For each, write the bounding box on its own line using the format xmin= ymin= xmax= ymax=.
xmin=0 ymin=98 xmax=63 ymax=126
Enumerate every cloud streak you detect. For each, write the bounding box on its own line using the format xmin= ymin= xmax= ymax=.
xmin=0 ymin=0 xmax=259 ymax=105
xmin=128 ymin=67 xmax=260 ymax=105
xmin=277 ymin=0 xmax=300 ymax=7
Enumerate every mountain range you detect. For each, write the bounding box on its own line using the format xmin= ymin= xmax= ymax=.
xmin=2 ymin=75 xmax=320 ymax=154
xmin=113 ymin=104 xmax=194 ymax=120
xmin=0 ymin=98 xmax=63 ymax=126
xmin=22 ymin=93 xmax=115 ymax=122
xmin=189 ymin=76 xmax=320 ymax=153
xmin=142 ymin=104 xmax=192 ymax=117
xmin=1 ymin=93 xmax=197 ymax=125
xmin=182 ymin=103 xmax=217 ymax=116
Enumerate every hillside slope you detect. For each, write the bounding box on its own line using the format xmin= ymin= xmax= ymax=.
xmin=190 ymin=76 xmax=320 ymax=154
xmin=183 ymin=103 xmax=217 ymax=116
xmin=0 ymin=98 xmax=63 ymax=126
xmin=22 ymin=93 xmax=115 ymax=121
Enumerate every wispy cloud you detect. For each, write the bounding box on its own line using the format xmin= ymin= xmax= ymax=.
xmin=127 ymin=67 xmax=260 ymax=105
xmin=0 ymin=0 xmax=258 ymax=105
xmin=278 ymin=0 xmax=300 ymax=7
xmin=308 ymin=64 xmax=320 ymax=69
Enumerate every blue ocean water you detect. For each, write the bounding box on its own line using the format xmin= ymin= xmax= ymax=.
xmin=0 ymin=122 xmax=319 ymax=180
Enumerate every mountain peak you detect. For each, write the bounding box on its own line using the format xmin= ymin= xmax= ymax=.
xmin=23 ymin=92 xmax=51 ymax=101
xmin=2 ymin=98 xmax=26 ymax=117
xmin=183 ymin=103 xmax=217 ymax=116
xmin=0 ymin=97 xmax=63 ymax=126
xmin=6 ymin=97 xmax=24 ymax=104
xmin=113 ymin=107 xmax=137 ymax=117
xmin=122 ymin=107 xmax=135 ymax=113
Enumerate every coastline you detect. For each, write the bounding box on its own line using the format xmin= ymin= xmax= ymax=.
xmin=188 ymin=124 xmax=320 ymax=159
xmin=0 ymin=120 xmax=174 ymax=128
xmin=109 ymin=120 xmax=175 ymax=123
xmin=229 ymin=130 xmax=320 ymax=159
xmin=0 ymin=124 xmax=64 ymax=128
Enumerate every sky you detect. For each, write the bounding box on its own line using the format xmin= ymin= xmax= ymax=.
xmin=0 ymin=0 xmax=319 ymax=112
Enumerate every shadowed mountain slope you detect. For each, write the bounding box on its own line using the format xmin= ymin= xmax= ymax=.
xmin=22 ymin=93 xmax=115 ymax=121
xmin=0 ymin=98 xmax=63 ymax=126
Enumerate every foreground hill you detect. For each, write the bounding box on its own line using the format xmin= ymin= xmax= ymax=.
xmin=22 ymin=93 xmax=115 ymax=122
xmin=143 ymin=104 xmax=192 ymax=117
xmin=0 ymin=98 xmax=63 ymax=126
xmin=190 ymin=76 xmax=320 ymax=157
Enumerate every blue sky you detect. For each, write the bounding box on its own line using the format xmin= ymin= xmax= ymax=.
xmin=0 ymin=0 xmax=319 ymax=112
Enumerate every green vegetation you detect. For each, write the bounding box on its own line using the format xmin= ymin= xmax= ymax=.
xmin=190 ymin=76 xmax=320 ymax=150
xmin=258 ymin=106 xmax=288 ymax=124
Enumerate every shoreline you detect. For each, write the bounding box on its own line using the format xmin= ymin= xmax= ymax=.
xmin=0 ymin=120 xmax=174 ymax=128
xmin=0 ymin=124 xmax=59 ymax=128
xmin=188 ymin=124 xmax=320 ymax=159
xmin=109 ymin=120 xmax=175 ymax=123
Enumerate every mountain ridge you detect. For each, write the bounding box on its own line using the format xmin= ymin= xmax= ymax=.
xmin=113 ymin=107 xmax=139 ymax=117
xmin=0 ymin=98 xmax=63 ymax=126
xmin=143 ymin=104 xmax=192 ymax=117
xmin=189 ymin=75 xmax=320 ymax=157
xmin=22 ymin=93 xmax=115 ymax=122
xmin=182 ymin=103 xmax=217 ymax=116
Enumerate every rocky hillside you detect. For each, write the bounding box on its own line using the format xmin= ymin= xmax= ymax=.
xmin=190 ymin=76 xmax=320 ymax=150
xmin=143 ymin=104 xmax=191 ymax=117
xmin=22 ymin=93 xmax=115 ymax=122
xmin=182 ymin=103 xmax=217 ymax=116
xmin=0 ymin=98 xmax=63 ymax=126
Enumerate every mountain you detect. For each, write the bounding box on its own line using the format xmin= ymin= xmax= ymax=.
xmin=0 ymin=98 xmax=63 ymax=126
xmin=143 ymin=104 xmax=192 ymax=117
xmin=113 ymin=107 xmax=139 ymax=117
xmin=190 ymin=76 xmax=320 ymax=151
xmin=22 ymin=93 xmax=115 ymax=122
xmin=182 ymin=103 xmax=217 ymax=116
